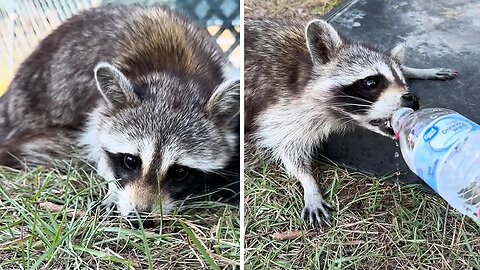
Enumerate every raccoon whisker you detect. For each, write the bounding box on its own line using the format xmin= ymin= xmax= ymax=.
xmin=332 ymin=115 xmax=359 ymax=126
xmin=328 ymin=103 xmax=373 ymax=108
xmin=339 ymin=118 xmax=358 ymax=126
xmin=350 ymin=109 xmax=372 ymax=113
xmin=328 ymin=102 xmax=372 ymax=106
xmin=335 ymin=116 xmax=355 ymax=123
xmin=420 ymin=102 xmax=433 ymax=108
xmin=213 ymin=170 xmax=240 ymax=178
xmin=334 ymin=95 xmax=374 ymax=105
xmin=334 ymin=92 xmax=374 ymax=104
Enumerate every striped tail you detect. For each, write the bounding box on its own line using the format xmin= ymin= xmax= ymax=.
xmin=0 ymin=128 xmax=81 ymax=169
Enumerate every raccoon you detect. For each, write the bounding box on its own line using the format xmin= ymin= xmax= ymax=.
xmin=244 ymin=18 xmax=456 ymax=227
xmin=0 ymin=5 xmax=240 ymax=223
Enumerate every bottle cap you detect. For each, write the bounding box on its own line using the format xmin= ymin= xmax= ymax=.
xmin=391 ymin=107 xmax=414 ymax=132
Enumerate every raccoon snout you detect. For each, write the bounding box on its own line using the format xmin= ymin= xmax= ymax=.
xmin=400 ymin=93 xmax=419 ymax=111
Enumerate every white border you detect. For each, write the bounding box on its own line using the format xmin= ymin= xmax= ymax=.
xmin=239 ymin=0 xmax=245 ymax=268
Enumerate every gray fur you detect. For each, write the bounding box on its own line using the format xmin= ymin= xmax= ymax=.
xmin=245 ymin=18 xmax=456 ymax=228
xmin=0 ymin=5 xmax=239 ymax=218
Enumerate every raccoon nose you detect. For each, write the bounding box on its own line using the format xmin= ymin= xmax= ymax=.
xmin=401 ymin=93 xmax=419 ymax=111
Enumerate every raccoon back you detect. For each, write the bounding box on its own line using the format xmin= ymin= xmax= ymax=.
xmin=244 ymin=18 xmax=314 ymax=133
xmin=1 ymin=5 xmax=228 ymax=138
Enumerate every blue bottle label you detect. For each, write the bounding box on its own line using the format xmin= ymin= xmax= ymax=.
xmin=412 ymin=114 xmax=480 ymax=191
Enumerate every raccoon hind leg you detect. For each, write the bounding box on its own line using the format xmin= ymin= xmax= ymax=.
xmin=401 ymin=66 xmax=458 ymax=81
xmin=389 ymin=44 xmax=458 ymax=81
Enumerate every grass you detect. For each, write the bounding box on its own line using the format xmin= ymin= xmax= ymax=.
xmin=244 ymin=0 xmax=342 ymax=17
xmin=244 ymin=0 xmax=479 ymax=267
xmin=0 ymin=165 xmax=240 ymax=269
xmin=244 ymin=163 xmax=480 ymax=269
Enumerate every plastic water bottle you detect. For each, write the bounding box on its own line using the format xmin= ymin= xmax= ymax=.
xmin=391 ymin=107 xmax=480 ymax=222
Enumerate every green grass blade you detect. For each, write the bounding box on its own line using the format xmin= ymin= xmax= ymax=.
xmin=179 ymin=220 xmax=220 ymax=270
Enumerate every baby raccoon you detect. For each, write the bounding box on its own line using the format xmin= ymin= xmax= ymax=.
xmin=0 ymin=5 xmax=240 ymax=222
xmin=245 ymin=18 xmax=456 ymax=227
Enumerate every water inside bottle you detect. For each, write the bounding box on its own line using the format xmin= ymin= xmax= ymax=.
xmin=394 ymin=141 xmax=401 ymax=181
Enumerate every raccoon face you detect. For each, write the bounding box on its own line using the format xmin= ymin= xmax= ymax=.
xmin=305 ymin=20 xmax=419 ymax=137
xmin=84 ymin=63 xmax=239 ymax=219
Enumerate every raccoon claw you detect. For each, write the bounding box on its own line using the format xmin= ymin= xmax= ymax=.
xmin=302 ymin=207 xmax=331 ymax=228
xmin=301 ymin=198 xmax=334 ymax=228
xmin=434 ymin=68 xmax=458 ymax=80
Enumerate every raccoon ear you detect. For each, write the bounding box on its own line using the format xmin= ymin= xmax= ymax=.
xmin=389 ymin=43 xmax=406 ymax=63
xmin=206 ymin=79 xmax=240 ymax=126
xmin=94 ymin=62 xmax=139 ymax=107
xmin=305 ymin=19 xmax=343 ymax=66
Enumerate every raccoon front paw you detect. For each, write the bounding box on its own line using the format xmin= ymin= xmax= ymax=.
xmin=433 ymin=68 xmax=458 ymax=80
xmin=301 ymin=193 xmax=334 ymax=228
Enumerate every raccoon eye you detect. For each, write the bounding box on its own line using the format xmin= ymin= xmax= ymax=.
xmin=362 ymin=76 xmax=379 ymax=89
xmin=168 ymin=165 xmax=189 ymax=181
xmin=123 ymin=154 xmax=141 ymax=171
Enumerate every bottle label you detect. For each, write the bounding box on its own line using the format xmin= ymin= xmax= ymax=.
xmin=412 ymin=113 xmax=480 ymax=191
